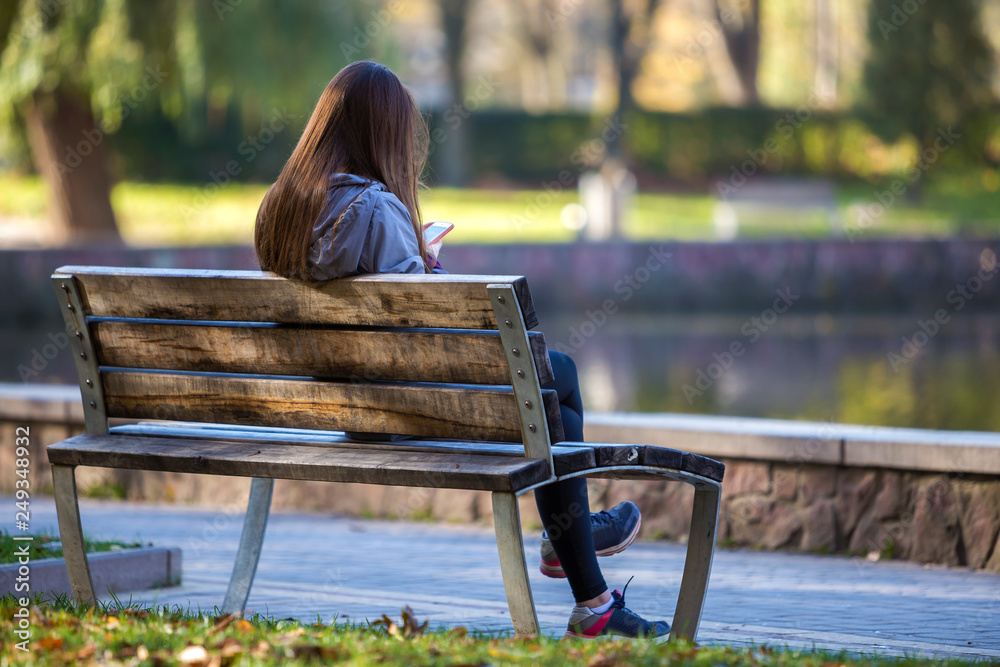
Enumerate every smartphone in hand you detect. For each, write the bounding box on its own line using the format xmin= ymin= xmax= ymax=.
xmin=423 ymin=221 xmax=454 ymax=245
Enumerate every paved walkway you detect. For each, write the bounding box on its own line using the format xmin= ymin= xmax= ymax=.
xmin=5 ymin=497 xmax=999 ymax=660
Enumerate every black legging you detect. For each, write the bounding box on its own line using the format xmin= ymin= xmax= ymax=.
xmin=534 ymin=351 xmax=608 ymax=603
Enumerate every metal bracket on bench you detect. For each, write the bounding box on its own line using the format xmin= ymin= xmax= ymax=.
xmin=488 ymin=284 xmax=554 ymax=471
xmin=53 ymin=273 xmax=108 ymax=435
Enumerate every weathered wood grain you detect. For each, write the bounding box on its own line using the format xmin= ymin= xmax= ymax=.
xmin=92 ymin=321 xmax=554 ymax=385
xmin=101 ymin=370 xmax=563 ymax=444
xmin=46 ymin=434 xmax=551 ymax=492
xmin=111 ymin=423 xmax=593 ymax=476
xmin=55 ymin=267 xmax=539 ymax=329
xmin=682 ymin=452 xmax=726 ymax=482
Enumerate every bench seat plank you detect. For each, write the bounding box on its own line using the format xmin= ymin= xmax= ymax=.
xmin=110 ymin=423 xmax=597 ymax=477
xmin=47 ymin=434 xmax=552 ymax=492
xmin=92 ymin=321 xmax=554 ymax=386
xmin=58 ymin=268 xmax=539 ymax=330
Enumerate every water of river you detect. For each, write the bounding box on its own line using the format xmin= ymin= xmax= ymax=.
xmin=7 ymin=314 xmax=1000 ymax=432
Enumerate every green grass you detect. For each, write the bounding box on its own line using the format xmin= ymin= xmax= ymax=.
xmin=2 ymin=171 xmax=999 ymax=246
xmin=0 ymin=529 xmax=145 ymax=565
xmin=0 ymin=593 xmax=983 ymax=666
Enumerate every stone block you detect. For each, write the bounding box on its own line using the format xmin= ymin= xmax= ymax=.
xmin=518 ymin=491 xmax=543 ymax=531
xmin=872 ymin=471 xmax=906 ymax=520
xmin=986 ymin=531 xmax=1000 ymax=573
xmin=382 ymin=486 xmax=435 ymax=520
xmin=603 ymin=478 xmax=693 ymax=541
xmin=911 ymin=476 xmax=961 ymax=566
xmin=586 ymin=478 xmax=612 ymax=508
xmin=848 ymin=512 xmax=882 ymax=555
xmin=640 ymin=482 xmax=694 ymax=542
xmin=835 ymin=469 xmax=876 ymax=537
xmin=801 ymin=500 xmax=837 ymax=552
xmin=957 ymin=482 xmax=1000 ymax=569
xmin=761 ymin=501 xmax=802 ymax=549
xmin=430 ymin=488 xmax=479 ymax=523
xmin=721 ymin=461 xmax=770 ymax=499
xmin=727 ymin=495 xmax=769 ymax=545
xmin=798 ymin=465 xmax=836 ymax=504
xmin=772 ymin=466 xmax=797 ymax=501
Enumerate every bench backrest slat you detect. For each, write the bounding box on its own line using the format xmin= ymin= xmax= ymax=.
xmin=92 ymin=321 xmax=555 ymax=386
xmin=101 ymin=370 xmax=565 ymax=443
xmin=61 ymin=266 xmax=538 ymax=329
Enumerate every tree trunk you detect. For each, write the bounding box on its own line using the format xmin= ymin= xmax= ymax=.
xmin=22 ymin=89 xmax=120 ymax=243
xmin=437 ymin=0 xmax=471 ymax=187
xmin=814 ymin=0 xmax=839 ymax=107
xmin=715 ymin=0 xmax=761 ymax=105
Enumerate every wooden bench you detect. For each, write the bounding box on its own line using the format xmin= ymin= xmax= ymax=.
xmin=713 ymin=178 xmax=841 ymax=240
xmin=47 ymin=266 xmax=725 ymax=639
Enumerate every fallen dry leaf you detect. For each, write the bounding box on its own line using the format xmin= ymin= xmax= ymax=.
xmin=75 ymin=643 xmax=97 ymax=660
xmin=217 ymin=637 xmax=243 ymax=658
xmin=36 ymin=636 xmax=63 ymax=651
xmin=250 ymin=640 xmax=271 ymax=658
xmin=235 ymin=618 xmax=254 ymax=633
xmin=209 ymin=613 xmax=235 ymax=634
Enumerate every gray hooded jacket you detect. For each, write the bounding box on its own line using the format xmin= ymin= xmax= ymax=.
xmin=305 ymin=173 xmax=426 ymax=281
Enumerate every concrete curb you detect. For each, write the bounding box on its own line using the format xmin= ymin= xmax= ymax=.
xmin=0 ymin=547 xmax=181 ymax=599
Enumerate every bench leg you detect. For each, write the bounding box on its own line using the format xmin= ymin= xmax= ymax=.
xmin=52 ymin=465 xmax=96 ymax=604
xmin=491 ymin=491 xmax=539 ymax=636
xmin=669 ymin=482 xmax=721 ymax=642
xmin=222 ymin=477 xmax=274 ymax=614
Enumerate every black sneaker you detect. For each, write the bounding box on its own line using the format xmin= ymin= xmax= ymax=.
xmin=564 ymin=579 xmax=670 ymax=640
xmin=540 ymin=501 xmax=641 ymax=578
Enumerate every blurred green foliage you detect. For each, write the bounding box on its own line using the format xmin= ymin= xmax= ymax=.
xmin=0 ymin=0 xmax=362 ymax=166
xmin=861 ymin=0 xmax=995 ymax=153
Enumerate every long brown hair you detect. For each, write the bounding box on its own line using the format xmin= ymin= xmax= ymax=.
xmin=255 ymin=61 xmax=430 ymax=277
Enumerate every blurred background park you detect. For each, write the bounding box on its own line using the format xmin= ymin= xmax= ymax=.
xmin=3 ymin=0 xmax=1000 ymax=433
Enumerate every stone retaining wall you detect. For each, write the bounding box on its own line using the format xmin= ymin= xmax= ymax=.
xmin=2 ymin=386 xmax=998 ymax=572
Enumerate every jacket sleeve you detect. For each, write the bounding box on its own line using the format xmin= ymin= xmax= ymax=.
xmin=364 ymin=193 xmax=426 ymax=274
